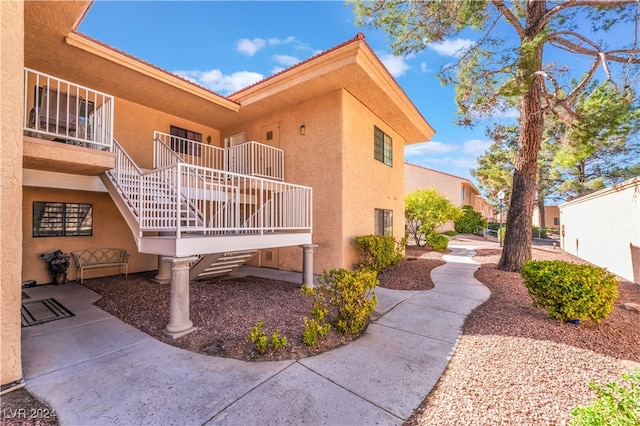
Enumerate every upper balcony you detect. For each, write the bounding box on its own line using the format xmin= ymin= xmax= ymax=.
xmin=22 ymin=68 xmax=116 ymax=175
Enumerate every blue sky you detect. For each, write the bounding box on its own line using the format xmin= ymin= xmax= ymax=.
xmin=78 ymin=1 xmax=495 ymax=187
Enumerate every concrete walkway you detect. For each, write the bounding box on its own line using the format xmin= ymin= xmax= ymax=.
xmin=21 ymin=245 xmax=490 ymax=425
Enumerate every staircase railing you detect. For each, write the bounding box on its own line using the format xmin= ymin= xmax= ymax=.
xmin=107 ymin=140 xmax=312 ymax=237
xmin=155 ymin=131 xmax=284 ymax=181
xmin=227 ymin=141 xmax=284 ymax=181
xmin=154 ymin=131 xmax=225 ymax=170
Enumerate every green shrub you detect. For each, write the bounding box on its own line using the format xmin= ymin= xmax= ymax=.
xmin=497 ymin=225 xmax=506 ymax=243
xmin=570 ymin=369 xmax=640 ymax=425
xmin=302 ymin=317 xmax=331 ymax=346
xmin=454 ymin=205 xmax=485 ymax=234
xmin=317 ymin=268 xmax=379 ymax=334
xmin=532 ymin=225 xmax=548 ymax=239
xmin=426 ymin=232 xmax=449 ymax=251
xmin=300 ymin=286 xmax=332 ymax=347
xmin=355 ymin=235 xmax=406 ymax=271
xmin=245 ymin=321 xmax=288 ymax=354
xmin=443 ymin=230 xmax=457 ymax=236
xmin=521 ymin=260 xmax=618 ymax=323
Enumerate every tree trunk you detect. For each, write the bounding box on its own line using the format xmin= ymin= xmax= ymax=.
xmin=497 ymin=1 xmax=546 ymax=272
xmin=537 ymin=195 xmax=546 ymax=229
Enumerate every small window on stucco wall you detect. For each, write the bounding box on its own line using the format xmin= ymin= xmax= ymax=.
xmin=374 ymin=126 xmax=392 ymax=166
xmin=374 ymin=208 xmax=393 ymax=236
xmin=33 ymin=202 xmax=93 ymax=237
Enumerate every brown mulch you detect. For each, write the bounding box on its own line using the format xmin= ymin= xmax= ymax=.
xmin=6 ymin=238 xmax=639 ymax=426
xmin=467 ymin=247 xmax=640 ymax=362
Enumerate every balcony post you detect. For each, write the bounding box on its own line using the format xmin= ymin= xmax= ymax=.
xmin=162 ymin=255 xmax=198 ymax=339
xmin=300 ymin=244 xmax=318 ymax=288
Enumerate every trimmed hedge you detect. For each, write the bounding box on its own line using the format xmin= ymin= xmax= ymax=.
xmin=426 ymin=232 xmax=449 ymax=251
xmin=355 ymin=235 xmax=405 ymax=271
xmin=521 ymin=260 xmax=618 ymax=323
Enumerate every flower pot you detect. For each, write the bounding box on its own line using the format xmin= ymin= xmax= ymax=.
xmin=53 ymin=274 xmax=67 ymax=285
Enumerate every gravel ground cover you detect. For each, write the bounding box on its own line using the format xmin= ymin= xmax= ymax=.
xmin=3 ymin=235 xmax=639 ymax=426
xmin=406 ymin=236 xmax=640 ymax=425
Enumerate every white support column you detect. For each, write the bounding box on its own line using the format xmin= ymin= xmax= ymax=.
xmin=162 ymin=256 xmax=198 ymax=339
xmin=300 ymin=244 xmax=318 ymax=288
xmin=153 ymin=256 xmax=171 ymax=284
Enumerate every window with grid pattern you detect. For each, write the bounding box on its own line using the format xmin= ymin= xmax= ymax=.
xmin=374 ymin=208 xmax=393 ymax=236
xmin=374 ymin=126 xmax=392 ymax=166
xmin=33 ymin=202 xmax=93 ymax=237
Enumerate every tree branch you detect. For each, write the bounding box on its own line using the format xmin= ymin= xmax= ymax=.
xmin=491 ymin=0 xmax=525 ymax=39
xmin=540 ymin=0 xmax=638 ymax=29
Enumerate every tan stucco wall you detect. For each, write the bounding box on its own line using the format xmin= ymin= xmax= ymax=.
xmin=113 ymin=98 xmax=221 ymax=169
xmin=238 ymin=91 xmax=345 ymax=273
xmin=532 ymin=205 xmax=560 ymax=229
xmin=23 ymin=186 xmax=157 ymax=284
xmin=560 ymin=178 xmax=640 ymax=284
xmin=405 ymin=164 xmax=482 ymax=232
xmin=405 ymin=164 xmax=464 ymax=206
xmin=342 ymin=91 xmax=406 ymax=268
xmin=1 ymin=0 xmax=24 ymax=386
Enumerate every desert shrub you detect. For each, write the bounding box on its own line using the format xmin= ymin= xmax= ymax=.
xmin=355 ymin=235 xmax=406 ymax=271
xmin=426 ymin=232 xmax=449 ymax=251
xmin=245 ymin=321 xmax=288 ymax=354
xmin=454 ymin=205 xmax=486 ymax=234
xmin=570 ymin=369 xmax=640 ymax=425
xmin=497 ymin=225 xmax=506 ymax=243
xmin=317 ymin=268 xmax=379 ymax=334
xmin=521 ymin=260 xmax=618 ymax=323
xmin=532 ymin=225 xmax=548 ymax=239
xmin=302 ymin=317 xmax=331 ymax=346
xmin=300 ymin=286 xmax=332 ymax=347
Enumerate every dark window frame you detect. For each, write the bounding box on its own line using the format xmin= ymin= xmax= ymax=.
xmin=374 ymin=126 xmax=393 ymax=167
xmin=33 ymin=201 xmax=93 ymax=237
xmin=170 ymin=125 xmax=202 ymax=157
xmin=374 ymin=208 xmax=393 ymax=236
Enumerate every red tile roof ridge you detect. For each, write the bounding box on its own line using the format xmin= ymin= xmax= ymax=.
xmin=70 ymin=31 xmax=235 ymax=104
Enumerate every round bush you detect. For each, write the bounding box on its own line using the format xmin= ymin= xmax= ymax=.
xmin=426 ymin=232 xmax=449 ymax=251
xmin=521 ymin=260 xmax=618 ymax=323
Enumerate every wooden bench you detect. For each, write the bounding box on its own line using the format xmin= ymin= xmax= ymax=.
xmin=71 ymin=248 xmax=130 ymax=283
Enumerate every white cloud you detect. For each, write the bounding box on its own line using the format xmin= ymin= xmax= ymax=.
xmin=427 ymin=38 xmax=474 ymax=58
xmin=268 ymin=36 xmax=296 ymax=46
xmin=453 ymin=157 xmax=481 ymax=168
xmin=405 ymin=141 xmax=458 ymax=156
xmin=236 ymin=38 xmax=267 ymax=56
xmin=420 ymin=62 xmax=429 ymax=73
xmin=378 ymin=52 xmax=411 ymax=77
xmin=174 ymin=69 xmax=265 ymax=94
xmin=273 ymin=54 xmax=301 ymax=67
xmin=462 ymin=139 xmax=493 ymax=155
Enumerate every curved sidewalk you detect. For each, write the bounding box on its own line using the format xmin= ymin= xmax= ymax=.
xmin=21 ymin=245 xmax=490 ymax=425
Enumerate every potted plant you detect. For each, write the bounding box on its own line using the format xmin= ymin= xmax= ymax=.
xmin=41 ymin=249 xmax=71 ymax=284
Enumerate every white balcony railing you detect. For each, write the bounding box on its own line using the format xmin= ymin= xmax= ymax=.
xmin=23 ymin=68 xmax=114 ymax=151
xmin=154 ymin=131 xmax=284 ymax=181
xmin=109 ymin=140 xmax=311 ymax=237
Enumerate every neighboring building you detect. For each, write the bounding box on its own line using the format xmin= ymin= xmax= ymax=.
xmin=560 ymin=177 xmax=640 ymax=285
xmin=532 ymin=205 xmax=561 ymax=230
xmin=1 ymin=2 xmax=434 ymax=387
xmin=404 ymin=163 xmax=490 ymax=231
